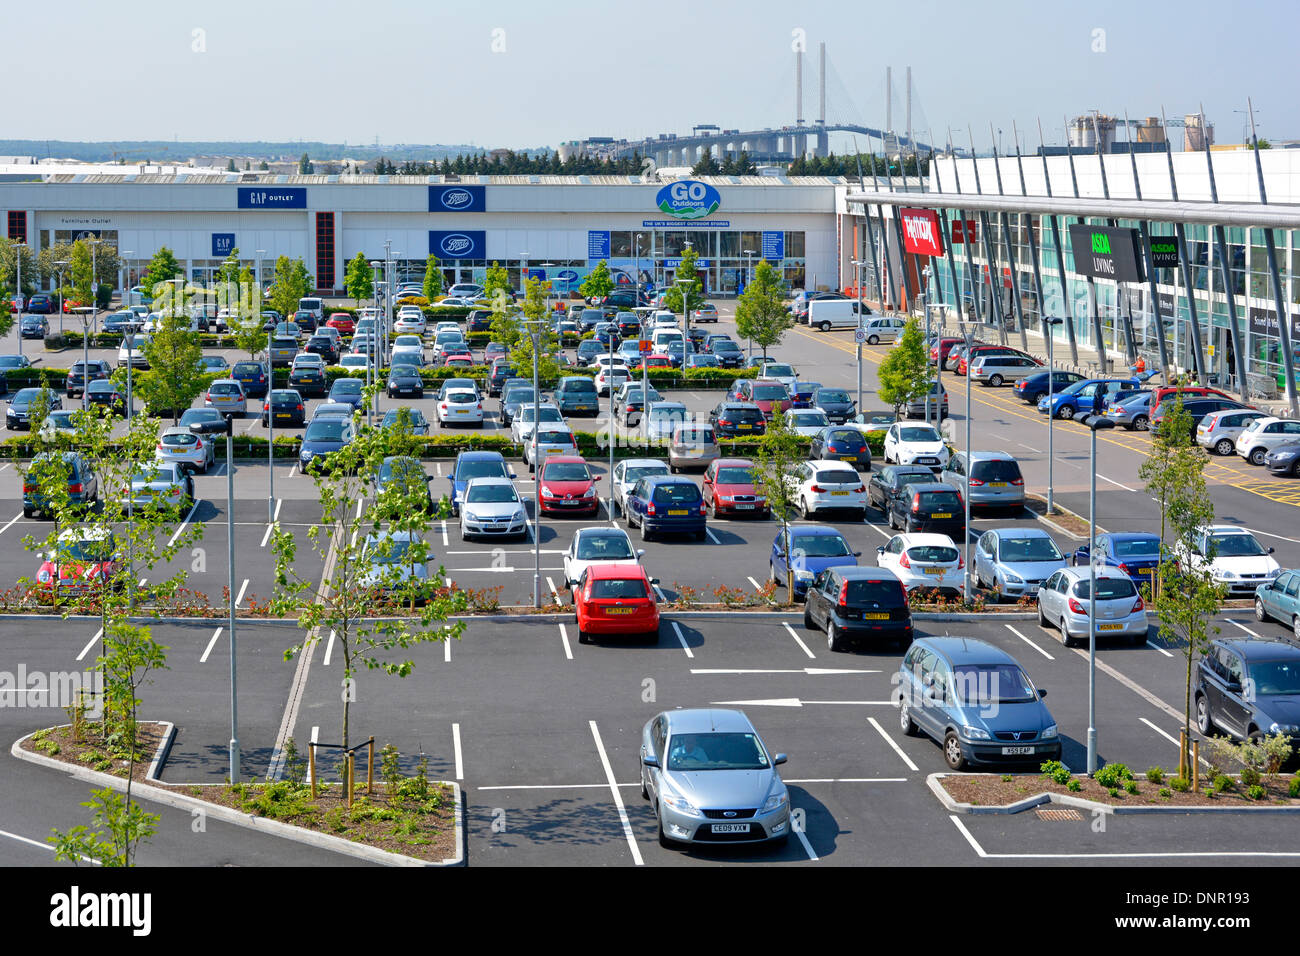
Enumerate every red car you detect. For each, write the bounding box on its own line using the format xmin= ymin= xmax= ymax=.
xmin=443 ymin=353 xmax=475 ymax=368
xmin=737 ymin=379 xmax=792 ymax=419
xmin=929 ymin=337 xmax=963 ymax=365
xmin=635 ymin=354 xmax=672 ymax=371
xmin=701 ymin=457 xmax=768 ymax=518
xmin=571 ymin=562 xmax=660 ymax=643
xmin=36 ymin=528 xmax=119 ymax=601
xmin=538 ymin=455 xmax=601 ymax=516
xmin=325 ymin=313 xmax=356 ymax=335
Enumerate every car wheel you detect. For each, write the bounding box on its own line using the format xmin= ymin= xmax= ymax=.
xmin=22 ymin=507 xmax=32 ymax=518
xmin=800 ymin=497 xmax=812 ymax=519
xmin=640 ymin=768 xmax=649 ymax=800
xmin=1060 ymin=617 xmax=1075 ymax=647
xmin=1196 ymin=694 xmax=1212 ymax=736
xmin=577 ymin=628 xmax=589 ymax=645
xmin=888 ymin=509 xmax=899 ymax=530
xmin=1037 ymin=602 xmax=1048 ymax=627
xmin=989 ymin=374 xmax=1003 ymax=387
xmin=1056 ymin=404 xmax=1075 ymax=420
xmin=826 ymin=618 xmax=845 ymax=653
xmin=640 ymin=521 xmax=651 ymax=542
xmin=1248 ymin=447 xmax=1267 ymax=466
xmin=1255 ymin=597 xmax=1268 ymax=623
xmin=867 ymin=335 xmax=880 ymax=345
xmin=1292 ymin=460 xmax=1300 ymax=478
xmin=818 ymin=321 xmax=831 ymax=332
xmin=943 ymin=731 xmax=966 ymax=770
xmin=899 ymin=698 xmax=919 ymax=737
xmin=1294 ymin=615 xmax=1300 ymax=643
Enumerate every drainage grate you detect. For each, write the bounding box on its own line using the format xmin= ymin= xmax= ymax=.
xmin=1035 ymin=807 xmax=1083 ymax=822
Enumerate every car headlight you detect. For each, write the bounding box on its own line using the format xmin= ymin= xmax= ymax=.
xmin=761 ymin=791 xmax=789 ymax=814
xmin=1267 ymin=568 xmax=1281 ymax=579
xmin=540 ymin=485 xmax=553 ymax=497
xmin=582 ymin=486 xmax=596 ymax=498
xmin=793 ymin=569 xmax=814 ymax=581
xmin=660 ymin=791 xmax=702 ymax=817
xmin=1003 ymin=572 xmax=1023 ymax=585
xmin=962 ymin=724 xmax=991 ymax=741
xmin=1216 ymin=570 xmax=1237 ymax=580
xmin=301 ymin=450 xmax=315 ymax=460
xmin=719 ymin=494 xmax=735 ymax=502
xmin=1041 ymin=724 xmax=1058 ymax=739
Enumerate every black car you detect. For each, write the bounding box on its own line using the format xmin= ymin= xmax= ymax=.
xmin=809 ymin=426 xmax=872 ymax=470
xmin=812 ymin=387 xmax=856 ymax=424
xmin=602 ymin=289 xmax=648 ymax=310
xmin=591 ymin=322 xmax=621 ymax=345
xmin=65 ymin=360 xmax=113 ymax=399
xmin=387 ymin=366 xmax=424 ymax=398
xmin=305 ymin=335 xmax=339 ymax=365
xmin=710 ymin=340 xmax=745 ymax=368
xmin=467 ymin=309 xmax=493 ymax=333
xmin=85 ymin=379 xmax=128 ymax=415
xmin=868 ymin=465 xmax=935 ymax=511
xmin=577 ymin=309 xmax=604 ymax=332
xmin=664 ymin=341 xmax=696 ymax=368
xmin=292 ymin=310 xmax=317 ymax=334
xmin=231 ymin=360 xmax=269 ymax=398
xmin=885 ymin=481 xmax=966 ymax=537
xmin=501 ymin=384 xmax=541 ymax=427
xmin=262 ymin=389 xmax=306 ymax=427
xmin=1195 ymin=638 xmax=1300 ymax=749
xmin=576 ymin=339 xmax=609 ymax=367
xmin=616 ymin=314 xmax=642 ymax=337
xmin=802 ymin=566 xmax=913 ymax=652
xmin=102 ymin=313 xmax=139 ymax=335
xmin=487 ymin=361 xmax=516 ymax=396
xmin=1012 ymin=370 xmax=1086 ymax=405
xmin=288 ymin=364 xmax=328 ymax=396
xmin=21 ymin=315 xmax=50 ymax=338
xmin=709 ymin=401 xmax=766 ymax=438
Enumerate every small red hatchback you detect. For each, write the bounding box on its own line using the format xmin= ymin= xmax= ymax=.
xmin=572 ymin=562 xmax=660 ymax=643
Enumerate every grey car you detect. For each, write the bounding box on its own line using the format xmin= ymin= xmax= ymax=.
xmin=126 ymin=460 xmax=194 ymax=512
xmin=969 ymin=353 xmax=1043 ymax=387
xmin=156 ymin=426 xmax=215 ymax=473
xmin=1103 ymin=391 xmax=1154 ymax=431
xmin=6 ymin=387 xmax=62 ymax=430
xmin=203 ymin=378 xmax=247 ymax=418
xmin=1197 ymin=408 xmax=1269 ymax=456
xmin=1255 ymin=569 xmax=1300 ymax=640
xmin=1036 ymin=566 xmax=1149 ymax=646
xmin=904 ymin=382 xmax=948 ymax=419
xmin=611 ymin=458 xmax=672 ymax=512
xmin=358 ymin=531 xmax=431 ymax=600
xmin=973 ymin=527 xmax=1067 ymax=602
xmin=640 ymin=708 xmax=791 ymax=848
xmin=1195 ymin=638 xmax=1300 ymax=748
xmin=459 ymin=476 xmax=528 ymax=541
xmin=941 ymin=451 xmax=1025 ymax=512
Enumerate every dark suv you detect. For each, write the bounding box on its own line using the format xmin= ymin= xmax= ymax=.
xmin=1195 ymin=638 xmax=1300 ymax=748
xmin=886 ymin=482 xmax=966 ymax=537
xmin=709 ymin=401 xmax=766 ymax=438
xmin=802 ymin=566 xmax=913 ymax=652
xmin=65 ymin=360 xmax=113 ymax=399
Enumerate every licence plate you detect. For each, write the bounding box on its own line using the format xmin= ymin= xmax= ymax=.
xmin=605 ymin=607 xmax=635 ymax=615
xmin=1001 ymin=746 xmax=1035 ymax=756
xmin=918 ymin=458 xmax=936 ymax=465
xmin=989 ymin=481 xmax=1007 ymax=488
xmin=735 ymin=503 xmax=755 ymax=510
xmin=710 ymin=823 xmax=751 ymax=834
xmin=737 ymin=424 xmax=752 ymax=430
xmin=667 ymin=509 xmax=688 ymax=516
xmin=546 ymin=448 xmax=560 ymax=454
xmin=841 ymin=455 xmax=857 ymax=461
xmin=276 ymin=413 xmax=290 ymax=419
xmin=863 ymin=612 xmax=889 ymax=620
xmin=932 ymin=513 xmax=952 ymax=519
xmin=831 ymin=491 xmax=849 ymax=496
xmin=1098 ymin=623 xmax=1123 ymax=631
xmin=455 ymin=409 xmax=468 ymax=414
xmin=924 ymin=567 xmax=945 ymax=575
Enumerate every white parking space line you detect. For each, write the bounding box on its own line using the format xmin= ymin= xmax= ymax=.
xmin=1005 ymin=624 xmax=1054 ymax=661
xmin=323 ymin=630 xmax=336 ymax=666
xmin=285 ymin=464 xmax=297 ymax=478
xmin=1098 ymin=474 xmax=1137 ymax=492
xmin=273 ymin=498 xmax=282 ymax=522
xmin=200 ymin=627 xmax=223 ymax=663
xmin=0 ymin=463 xmax=9 ymax=473
xmin=866 ymin=523 xmax=892 ymax=540
xmin=652 ymin=583 xmax=667 ymax=602
xmin=75 ymin=629 xmax=103 ymax=662
xmin=1066 ymin=646 xmax=1183 ymax=721
xmin=785 ymin=777 xmax=907 ymax=783
xmin=782 ymin=622 xmax=817 ymax=660
xmin=477 ymin=782 xmax=638 ymax=791
xmin=445 ymin=637 xmax=452 ymax=662
xmin=670 ymin=622 xmax=694 ymax=658
xmin=452 ymin=723 xmax=464 ymax=781
xmin=0 ymin=512 xmax=21 ymax=537
xmin=242 ymin=417 xmax=259 ymax=434
xmin=589 ymin=721 xmax=644 ymax=867
xmin=794 ymin=820 xmax=819 ymax=861
xmin=746 ymin=575 xmax=762 ymax=590
xmin=867 ymin=716 xmax=919 ymax=772
xmin=260 ymin=523 xmax=274 ymax=548
xmin=1227 ymin=620 xmax=1263 ymax=638
xmin=546 ymin=577 xmax=560 ymax=603
xmin=354 ymin=498 xmax=363 ymax=519
xmin=137 ymin=577 xmax=147 ymax=588
xmin=704 ymin=527 xmax=720 ymax=544
xmin=1244 ymin=527 xmax=1300 ymax=544
xmin=1139 ymin=717 xmax=1209 ymax=765
xmin=440 ymin=520 xmax=449 ymax=546
xmin=234 ymin=578 xmax=249 ymax=607
xmin=1017 ymin=443 xmax=1041 ymax=453
xmin=0 ymin=826 xmax=99 ymax=863
xmin=949 ymin=815 xmax=988 ymax=858
xmin=435 ymin=462 xmax=443 ymax=476
xmin=558 ymin=623 xmax=573 ymax=660
xmin=1146 ymin=640 xmax=1174 ymax=658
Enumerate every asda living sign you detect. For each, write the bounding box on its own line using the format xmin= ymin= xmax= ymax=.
xmin=1148 ymin=236 xmax=1179 ymax=269
xmin=1067 ymin=224 xmax=1144 ymax=283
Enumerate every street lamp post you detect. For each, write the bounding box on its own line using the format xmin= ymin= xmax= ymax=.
xmin=852 ymin=257 xmax=866 ymax=409
xmin=55 ymin=261 xmax=69 ymax=336
xmin=1043 ymin=316 xmax=1064 ymax=513
xmin=15 ymin=242 xmax=25 ymax=360
xmin=963 ymin=330 xmax=974 ymax=603
xmin=1074 ymin=411 xmax=1115 ymax=775
xmin=742 ymin=249 xmax=756 ymax=363
xmin=680 ymin=240 xmax=694 ymax=339
xmin=191 ymin=416 xmax=239 ymax=783
xmin=525 ymin=318 xmax=544 ymax=607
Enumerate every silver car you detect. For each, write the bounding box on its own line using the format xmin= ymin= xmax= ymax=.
xmin=1196 ymin=408 xmax=1269 ymax=456
xmin=973 ymin=528 xmax=1067 ymax=602
xmin=969 ymin=353 xmax=1043 ymax=387
xmin=941 ymin=451 xmax=1025 ymax=512
xmin=668 ymin=423 xmax=719 ymax=472
xmin=204 ymin=378 xmax=247 ymax=418
xmin=611 ymin=458 xmax=671 ymax=513
xmin=358 ymin=531 xmax=431 ymax=598
xmin=645 ymin=402 xmax=689 ymax=442
xmin=1037 ymin=566 xmax=1148 ymax=646
xmin=1102 ymin=391 xmax=1153 ymax=431
xmin=125 ymin=460 xmax=194 ymax=512
xmin=156 ymin=426 xmax=214 ymax=473
xmin=459 ymin=477 xmax=528 ymax=541
xmin=640 ymin=708 xmax=791 ymax=848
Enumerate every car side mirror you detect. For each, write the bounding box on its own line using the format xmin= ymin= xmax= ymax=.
xmin=649 ymin=577 xmax=660 ymax=586
xmin=1225 ymin=680 xmax=1242 ymax=694
xmin=1268 ymin=547 xmax=1275 ymax=555
xmin=1078 ymin=544 xmax=1090 ymax=554
xmin=1037 ymin=688 xmax=1047 ymax=699
xmin=642 ymin=755 xmax=660 ymax=769
xmin=876 ymin=546 xmax=885 ymax=555
xmin=509 ymin=472 xmax=517 ymax=479
xmin=773 ymin=753 xmax=788 ymax=767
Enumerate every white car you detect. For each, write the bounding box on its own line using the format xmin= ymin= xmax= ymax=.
xmin=510 ymin=403 xmax=565 ymax=444
xmin=522 ymin=426 xmax=578 ymax=470
xmin=391 ymin=334 xmax=425 ymax=361
xmin=592 ymin=355 xmax=630 ymax=373
xmin=1036 ymin=566 xmax=1148 ymax=646
xmin=594 ymin=365 xmax=631 ymax=396
xmin=1235 ymin=416 xmax=1300 ymax=466
xmin=882 ymin=422 xmax=951 ymax=469
xmin=760 ymin=363 xmax=798 ymax=392
xmin=651 ymin=311 xmax=678 ymax=329
xmin=787 ymin=409 xmax=831 ymax=437
xmin=562 ymin=526 xmax=644 ymax=587
xmin=875 ymin=532 xmax=965 ymax=593
xmin=394 ymin=311 xmax=426 ymax=335
xmin=1172 ymin=525 xmax=1281 ymax=598
xmin=787 ymin=461 xmax=867 ymax=518
xmin=436 ymin=389 xmax=484 ymax=426
xmin=459 ymin=477 xmax=527 ymax=541
xmin=434 ymin=321 xmax=461 ymax=335
xmin=117 ymin=334 xmax=151 ymax=368
xmin=611 ymin=458 xmax=672 ymax=512
xmin=339 ymin=353 xmax=370 ymax=372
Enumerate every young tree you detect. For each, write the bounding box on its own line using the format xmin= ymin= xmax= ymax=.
xmin=269 ymin=256 xmax=313 ymax=318
xmin=216 ymin=246 xmax=242 ymax=285
xmin=141 ymin=247 xmax=183 ymax=298
xmin=69 ymin=239 xmax=95 ymax=307
xmin=422 ymin=255 xmax=443 ymax=300
xmin=269 ymin=410 xmax=466 ymax=753
xmin=660 ymin=247 xmax=705 ymax=318
xmin=749 ymin=407 xmax=805 ymax=605
xmin=876 ymin=318 xmax=931 ymax=419
xmin=482 ymin=262 xmax=511 ymax=300
xmin=734 ymin=260 xmax=793 ymax=361
xmin=508 ymin=277 xmax=560 ymax=385
xmin=579 ymin=261 xmax=614 ymax=302
xmin=345 ymin=251 xmax=373 ymax=306
xmin=0 ymin=237 xmax=39 ymax=296
xmin=136 ymin=312 xmax=206 ymax=423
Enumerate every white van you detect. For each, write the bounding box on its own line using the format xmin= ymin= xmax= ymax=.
xmin=651 ymin=310 xmax=678 ymax=329
xmin=807 ymin=298 xmax=872 ymax=331
xmin=651 ymin=327 xmax=684 ymax=352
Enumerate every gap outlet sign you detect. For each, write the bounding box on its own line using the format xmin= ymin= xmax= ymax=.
xmin=899 ymin=208 xmax=944 ymax=257
xmin=429 ymin=185 xmax=486 ymax=212
xmin=655 ymin=179 xmax=721 ymax=219
xmin=429 ymin=230 xmax=486 ymax=259
xmin=211 ymin=233 xmax=236 ymax=257
xmin=237 ymin=187 xmax=306 ymax=209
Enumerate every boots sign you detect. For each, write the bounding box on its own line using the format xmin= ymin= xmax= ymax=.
xmin=899 ymin=208 xmax=944 ymax=257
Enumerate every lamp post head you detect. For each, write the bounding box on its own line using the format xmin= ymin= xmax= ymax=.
xmin=190 ymin=419 xmax=232 ymax=437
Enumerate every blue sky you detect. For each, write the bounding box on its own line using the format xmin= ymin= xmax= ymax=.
xmin=12 ymin=0 xmax=1297 ymax=150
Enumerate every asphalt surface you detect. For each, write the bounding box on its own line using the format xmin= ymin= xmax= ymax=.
xmin=2 ymin=302 xmax=1299 ymax=867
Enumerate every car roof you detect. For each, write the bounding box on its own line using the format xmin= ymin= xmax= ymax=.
xmin=837 ymin=566 xmax=900 ymax=581
xmin=1106 ymin=532 xmax=1160 ymax=541
xmin=1215 ymin=637 xmax=1300 ymax=662
xmin=787 ymin=525 xmax=845 ymax=537
xmin=917 ymin=636 xmax=1020 ymax=667
xmin=896 ymin=532 xmax=959 ymax=547
xmin=664 ymin=708 xmax=755 ymax=735
xmin=962 ymin=450 xmax=1016 ymax=462
xmin=644 ymin=474 xmax=698 ymax=486
xmin=990 ymin=527 xmax=1053 ymax=539
xmin=457 ymin=450 xmax=506 ymax=462
xmin=901 ymin=482 xmax=960 ymax=493
xmin=465 ymin=475 xmax=514 ymax=487
xmin=1060 ymin=565 xmax=1132 ymax=580
xmin=713 ymin=457 xmax=755 ymax=468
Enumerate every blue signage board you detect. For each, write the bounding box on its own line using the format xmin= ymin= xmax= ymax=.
xmin=429 ymin=230 xmax=486 ymax=260
xmin=237 ymin=187 xmax=307 ymax=209
xmin=211 ymin=233 xmax=236 ymax=257
xmin=654 ymin=179 xmax=722 ymax=219
xmin=587 ymin=231 xmax=611 ymax=260
xmin=641 ymin=220 xmax=729 ymax=228
xmin=429 ymin=184 xmax=486 ymax=213
xmin=761 ymin=231 xmax=784 ymax=260
xmin=662 ymin=259 xmax=711 ymax=268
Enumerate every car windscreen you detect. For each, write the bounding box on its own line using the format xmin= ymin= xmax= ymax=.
xmin=650 ymin=407 xmax=687 ymax=422
xmin=711 ymin=468 xmax=752 ymax=485
xmin=827 ymin=430 xmax=864 ymax=445
xmin=1072 ymin=577 xmax=1138 ymax=600
xmin=57 ymin=539 xmax=113 ymax=562
xmin=1208 ymin=533 xmax=1266 ymax=557
xmin=729 ymin=407 xmax=763 ymax=422
xmin=814 ymin=469 xmax=860 ymax=485
xmin=651 ymin=484 xmax=701 ymax=504
xmin=161 ymin=433 xmax=197 ymax=447
xmin=543 ymin=463 xmax=590 ymax=482
xmin=916 ymin=491 xmax=962 ymax=511
xmin=751 ymin=385 xmax=788 ymax=401
xmin=951 ymin=664 xmax=1037 ymax=704
xmin=665 ymin=732 xmax=770 ymax=771
xmin=466 ymin=483 xmax=518 ymax=503
xmin=791 ymin=534 xmax=851 ymax=557
xmin=970 ymin=459 xmax=1022 ymax=482
xmin=1249 ymin=660 xmax=1300 ymax=695
xmin=791 ymin=413 xmax=829 ymax=427
xmin=906 ymin=544 xmax=959 ymax=563
xmin=899 ymin=427 xmax=941 ymax=442
xmin=536 ymin=430 xmax=573 ymax=445
xmin=210 ymin=383 xmax=241 ymax=395
xmin=1113 ymin=537 xmax=1159 ymax=557
xmin=504 ymin=388 xmax=538 ymax=405
xmin=816 ymin=389 xmax=850 ymax=403
xmin=765 ymin=365 xmax=794 ymax=376
xmin=999 ymin=536 xmax=1063 ymax=562
xmin=132 ymin=464 xmax=178 ymax=483
xmin=714 ymin=341 xmax=741 ymax=352
xmin=674 ymin=427 xmax=714 ymax=443
xmin=588 ymin=577 xmax=649 ymax=600
xmin=623 ymin=465 xmax=669 ymax=484
xmin=446 ymin=392 xmax=477 ymax=404
xmin=270 ymin=391 xmax=300 ymax=404
xmin=843 ymin=579 xmax=903 ymax=604
xmin=456 ymin=459 xmax=507 ymax=482
xmin=304 ymin=422 xmax=349 ymax=442
xmin=383 ymin=410 xmax=426 ymax=426
xmin=331 ymin=380 xmax=363 ymax=395
xmin=577 ymin=533 xmax=635 ymax=560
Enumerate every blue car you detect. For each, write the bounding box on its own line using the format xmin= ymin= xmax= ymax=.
xmin=1254 ymin=570 xmax=1300 ymax=639
xmin=299 ymin=418 xmax=357 ymax=474
xmin=1037 ymin=377 xmax=1139 ymax=420
xmin=1072 ymin=532 xmax=1162 ymax=586
xmin=1013 ymin=370 xmax=1084 ymax=404
xmin=790 ymin=382 xmax=823 ymax=409
xmin=449 ymin=451 xmax=515 ymax=516
xmin=896 ymin=637 xmax=1061 ymax=770
xmin=328 ymin=377 xmax=365 ymax=410
xmin=624 ymin=475 xmax=706 ymax=541
xmin=769 ymin=525 xmax=860 ymax=599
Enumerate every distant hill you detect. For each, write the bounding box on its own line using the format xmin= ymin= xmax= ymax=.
xmin=0 ymin=140 xmax=550 ymax=162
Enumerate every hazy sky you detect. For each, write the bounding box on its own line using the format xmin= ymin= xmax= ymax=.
xmin=12 ymin=0 xmax=1297 ymax=150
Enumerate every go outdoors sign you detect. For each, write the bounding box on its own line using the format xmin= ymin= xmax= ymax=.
xmin=655 ymin=179 xmax=721 ymax=220
xmin=1067 ymin=224 xmax=1144 ymax=283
